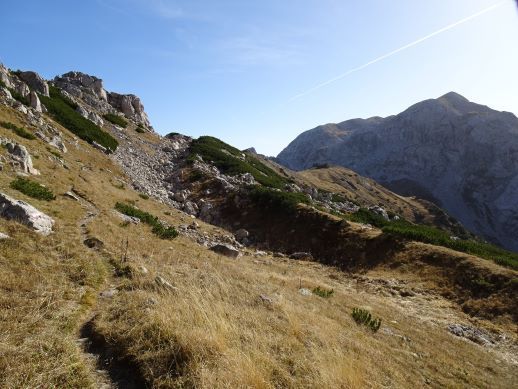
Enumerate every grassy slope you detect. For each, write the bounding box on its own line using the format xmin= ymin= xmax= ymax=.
xmin=0 ymin=105 xmax=517 ymax=388
xmin=299 ymin=166 xmax=452 ymax=225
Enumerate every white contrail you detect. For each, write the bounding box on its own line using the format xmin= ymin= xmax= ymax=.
xmin=288 ymin=1 xmax=506 ymax=102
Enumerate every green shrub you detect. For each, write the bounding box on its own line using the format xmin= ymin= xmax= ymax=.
xmin=312 ymin=286 xmax=334 ymax=298
xmin=346 ymin=207 xmax=518 ymax=269
xmin=249 ymin=187 xmax=309 ymax=213
xmin=382 ymin=223 xmax=518 ymax=270
xmin=115 ymin=202 xmax=178 ymax=240
xmin=188 ymin=136 xmax=289 ymax=188
xmin=103 ymin=113 xmax=128 ymax=128
xmin=0 ymin=121 xmax=36 ymax=140
xmin=151 ymin=224 xmax=179 ymax=239
xmin=347 ymin=208 xmax=390 ymax=227
xmin=0 ymin=80 xmax=6 ymax=88
xmin=39 ymin=86 xmax=118 ymax=152
xmin=351 ymin=308 xmax=381 ymax=332
xmin=135 ymin=126 xmax=146 ymax=133
xmin=10 ymin=178 xmax=55 ymax=201
xmin=138 ymin=193 xmax=149 ymax=200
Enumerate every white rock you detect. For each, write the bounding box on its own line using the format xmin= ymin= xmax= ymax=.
xmin=0 ymin=192 xmax=54 ymax=235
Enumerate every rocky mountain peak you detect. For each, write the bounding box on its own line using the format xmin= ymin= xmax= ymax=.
xmin=277 ymin=94 xmax=518 ymax=252
xmin=54 ymin=71 xmax=108 ymax=102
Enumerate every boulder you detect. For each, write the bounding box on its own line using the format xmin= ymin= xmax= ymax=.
xmin=28 ymin=91 xmax=42 ymax=112
xmin=18 ymin=71 xmax=49 ymax=96
xmin=107 ymin=92 xmax=151 ymax=127
xmin=174 ymin=190 xmax=189 ymax=202
xmin=299 ymin=288 xmax=312 ymax=296
xmin=289 ymin=252 xmax=313 ymax=260
xmin=234 ymin=228 xmax=249 ymax=242
xmin=183 ymin=201 xmax=198 ymax=216
xmin=83 ymin=237 xmax=104 ymax=250
xmin=210 ymin=243 xmax=241 ymax=258
xmin=0 ymin=139 xmax=39 ymax=175
xmin=0 ymin=192 xmax=54 ymax=235
xmin=368 ymin=206 xmax=389 ymax=221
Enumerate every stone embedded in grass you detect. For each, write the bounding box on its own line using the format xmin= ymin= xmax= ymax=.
xmin=447 ymin=324 xmax=494 ymax=346
xmin=99 ymin=288 xmax=118 ymax=299
xmin=259 ymin=294 xmax=273 ymax=304
xmin=299 ymin=288 xmax=312 ymax=296
xmin=290 ymin=252 xmax=313 ymax=260
xmin=210 ymin=243 xmax=241 ymax=258
xmin=0 ymin=232 xmax=10 ymax=240
xmin=155 ymin=275 xmax=177 ymax=291
xmin=114 ymin=210 xmax=140 ymax=224
xmin=83 ymin=237 xmax=104 ymax=250
xmin=0 ymin=192 xmax=54 ymax=235
xmin=64 ymin=191 xmax=81 ymax=201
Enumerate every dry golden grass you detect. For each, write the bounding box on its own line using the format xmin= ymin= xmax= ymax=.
xmin=88 ymin=209 xmax=517 ymax=388
xmin=1 ymin=104 xmax=516 ymax=388
xmin=298 ymin=166 xmax=440 ymax=223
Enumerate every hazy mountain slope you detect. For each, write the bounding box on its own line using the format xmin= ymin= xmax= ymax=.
xmin=277 ymin=92 xmax=518 ymax=251
xmin=297 ymin=166 xmax=465 ymax=230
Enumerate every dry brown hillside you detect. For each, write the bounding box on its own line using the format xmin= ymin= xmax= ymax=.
xmin=0 ymin=76 xmax=517 ymax=388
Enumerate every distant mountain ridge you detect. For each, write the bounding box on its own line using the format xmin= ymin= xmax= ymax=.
xmin=277 ymin=92 xmax=518 ymax=251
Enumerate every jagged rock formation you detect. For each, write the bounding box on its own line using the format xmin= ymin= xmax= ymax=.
xmin=0 ymin=64 xmax=44 ymax=112
xmin=0 ymin=137 xmax=39 ymax=175
xmin=277 ymin=92 xmax=518 ymax=251
xmin=53 ymin=71 xmax=151 ymax=129
xmin=18 ymin=71 xmax=49 ymax=96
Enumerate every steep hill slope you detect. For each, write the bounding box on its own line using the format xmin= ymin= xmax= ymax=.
xmin=0 ymin=65 xmax=517 ymax=388
xmin=277 ymin=92 xmax=518 ymax=252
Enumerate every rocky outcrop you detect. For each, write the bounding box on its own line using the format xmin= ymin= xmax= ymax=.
xmin=107 ymin=93 xmax=151 ymax=128
xmin=210 ymin=243 xmax=241 ymax=258
xmin=0 ymin=192 xmax=54 ymax=234
xmin=18 ymin=71 xmax=49 ymax=96
xmin=54 ymin=71 xmax=107 ymax=101
xmin=53 ymin=71 xmax=152 ymax=129
xmin=0 ymin=138 xmax=39 ymax=175
xmin=28 ymin=91 xmax=42 ymax=112
xmin=277 ymin=92 xmax=518 ymax=251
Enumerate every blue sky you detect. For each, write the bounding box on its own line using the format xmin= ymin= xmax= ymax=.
xmin=2 ymin=0 xmax=517 ymax=155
